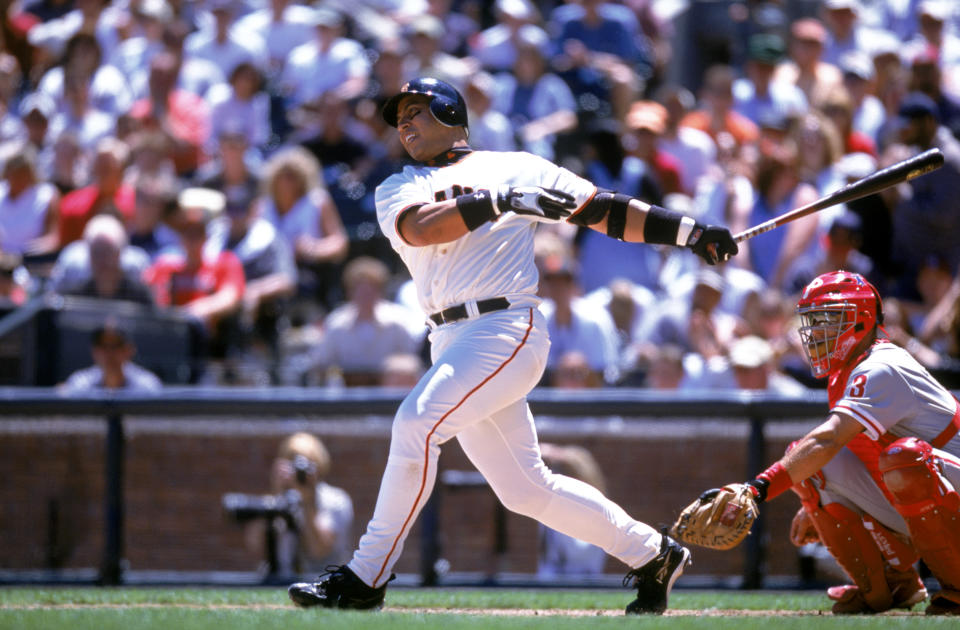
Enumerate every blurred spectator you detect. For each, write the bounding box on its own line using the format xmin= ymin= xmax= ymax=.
xmin=469 ymin=0 xmax=540 ymax=73
xmin=37 ymin=32 xmax=132 ymax=120
xmin=681 ymin=334 xmax=806 ymax=394
xmin=379 ymin=352 xmax=426 ymax=388
xmin=738 ymin=141 xmax=819 ymax=289
xmin=244 ymin=432 xmax=353 ymax=575
xmin=656 ymin=84 xmax=717 ymax=197
xmin=884 ymin=296 xmax=947 ymax=371
xmin=819 ymin=87 xmax=877 ymax=157
xmin=838 ymin=50 xmax=885 ymax=144
xmin=300 ymin=92 xmax=374 ymax=172
xmin=144 ymin=187 xmax=246 ymax=365
xmin=0 ymin=252 xmax=28 ymax=306
xmin=820 ymin=0 xmax=900 ymax=67
xmin=196 ymin=124 xmax=259 ymax=202
xmin=27 ymin=0 xmax=123 ymax=67
xmin=281 ymin=6 xmax=370 ymax=111
xmin=401 ymin=14 xmax=474 ymax=89
xmin=890 ymin=92 xmax=960 ymax=288
xmin=305 ymin=256 xmax=418 ymax=387
xmin=681 ymin=64 xmax=759 ymax=150
xmin=128 ymin=171 xmax=179 ymax=260
xmin=463 ymin=71 xmax=516 ymax=152
xmin=915 ymin=266 xmax=960 ymax=363
xmin=184 ymin=0 xmax=266 ymax=80
xmin=575 ymin=119 xmax=663 ymax=293
xmin=549 ymin=0 xmax=648 ymax=122
xmin=150 ymin=19 xmax=226 ymax=102
xmin=55 ymin=213 xmax=153 ymax=304
xmin=549 ymin=350 xmax=600 ymax=388
xmin=537 ymin=254 xmax=620 ymax=385
xmin=0 ymin=144 xmax=60 ymax=256
xmin=640 ymin=343 xmax=685 ymax=390
xmin=907 ymin=47 xmax=960 ymax=138
xmin=61 ymin=320 xmax=162 ymax=392
xmin=491 ymin=25 xmax=577 ymax=162
xmin=537 ymin=443 xmax=607 ymax=577
xmin=774 ymin=17 xmax=843 ymax=109
xmin=108 ymin=0 xmax=173 ymax=86
xmin=422 ymin=0 xmax=479 ymax=58
xmin=46 ymin=69 xmax=116 ymax=154
xmin=57 ymin=136 xmax=134 ymax=247
xmin=733 ymin=33 xmax=808 ymax=131
xmin=128 ymin=51 xmax=212 ymax=177
xmin=49 ymin=214 xmax=151 ymax=303
xmin=0 ymin=53 xmax=26 ymax=144
xmin=583 ymin=277 xmax=656 ymax=383
xmin=44 ymin=129 xmax=86 ymax=195
xmin=205 ymin=61 xmax=270 ymax=155
xmin=783 ymin=210 xmax=876 ymax=295
xmin=219 ymin=185 xmax=297 ymax=366
xmin=902 ymin=0 xmax=960 ymax=69
xmin=20 ymin=92 xmax=55 ymax=154
xmin=232 ymin=0 xmax=315 ymax=79
xmin=639 ymin=267 xmax=740 ymax=362
xmin=623 ymin=100 xmax=682 ymax=194
xmin=790 ymin=110 xmax=845 ymax=196
xmin=259 ymin=146 xmax=348 ymax=310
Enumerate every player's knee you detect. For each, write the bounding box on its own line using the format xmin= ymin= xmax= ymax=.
xmin=879 ymin=438 xmax=937 ymax=505
xmin=492 ymin=467 xmax=553 ymax=517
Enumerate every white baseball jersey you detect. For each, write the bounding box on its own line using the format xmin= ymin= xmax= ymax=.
xmin=376 ymin=150 xmax=596 ymax=316
xmin=833 ymin=343 xmax=960 ymax=456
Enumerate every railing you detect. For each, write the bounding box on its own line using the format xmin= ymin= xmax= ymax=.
xmin=0 ymin=386 xmax=835 ymax=587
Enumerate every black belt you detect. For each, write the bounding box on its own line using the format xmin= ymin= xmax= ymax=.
xmin=429 ymin=297 xmax=511 ymax=326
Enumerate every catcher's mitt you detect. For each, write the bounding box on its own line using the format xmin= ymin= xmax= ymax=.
xmin=670 ymin=483 xmax=759 ymax=550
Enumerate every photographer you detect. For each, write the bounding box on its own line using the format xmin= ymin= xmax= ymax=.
xmin=238 ymin=432 xmax=353 ymax=577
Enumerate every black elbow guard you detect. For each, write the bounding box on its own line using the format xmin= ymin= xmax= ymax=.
xmin=642 ymin=204 xmax=698 ymax=246
xmin=568 ymin=190 xmax=631 ymax=240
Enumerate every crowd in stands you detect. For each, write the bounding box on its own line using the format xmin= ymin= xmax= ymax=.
xmin=1 ymin=0 xmax=959 ymax=391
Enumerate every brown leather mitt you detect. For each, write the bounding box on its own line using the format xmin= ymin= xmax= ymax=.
xmin=670 ymin=484 xmax=759 ymax=550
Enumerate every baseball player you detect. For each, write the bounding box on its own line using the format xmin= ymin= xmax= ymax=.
xmin=691 ymin=270 xmax=960 ymax=615
xmin=287 ymin=77 xmax=738 ymax=614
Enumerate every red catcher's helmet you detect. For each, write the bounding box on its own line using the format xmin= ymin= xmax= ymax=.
xmin=796 ymin=270 xmax=884 ymax=378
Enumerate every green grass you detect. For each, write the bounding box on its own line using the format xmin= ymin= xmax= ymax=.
xmin=0 ymin=587 xmax=954 ymax=630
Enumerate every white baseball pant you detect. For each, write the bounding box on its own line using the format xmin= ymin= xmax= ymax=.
xmin=347 ymin=307 xmax=662 ymax=587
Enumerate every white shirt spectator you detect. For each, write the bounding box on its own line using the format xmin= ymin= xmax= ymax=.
xmin=47 ymin=107 xmax=115 ymax=155
xmin=310 ymin=300 xmax=419 ymax=375
xmin=48 ymin=240 xmax=152 ymax=295
xmin=185 ymin=27 xmax=267 ymax=80
xmin=539 ymin=296 xmax=621 ymax=383
xmin=63 ymin=363 xmax=163 ymax=392
xmin=0 ymin=181 xmax=56 ymax=254
xmin=26 ymin=7 xmax=124 ymax=59
xmin=205 ymin=83 xmax=271 ymax=151
xmin=37 ymin=65 xmax=133 ymax=119
xmin=232 ymin=3 xmax=317 ymax=77
xmin=658 ymin=126 xmax=718 ymax=196
xmin=281 ymin=36 xmax=370 ymax=106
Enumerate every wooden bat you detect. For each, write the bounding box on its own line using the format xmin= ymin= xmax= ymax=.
xmin=733 ymin=148 xmax=945 ymax=243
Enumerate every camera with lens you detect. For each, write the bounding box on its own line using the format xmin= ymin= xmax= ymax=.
xmin=292 ymin=454 xmax=317 ymax=485
xmin=222 ymin=488 xmax=303 ymax=528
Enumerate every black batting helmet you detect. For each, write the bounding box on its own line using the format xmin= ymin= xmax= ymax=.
xmin=382 ymin=77 xmax=468 ymax=130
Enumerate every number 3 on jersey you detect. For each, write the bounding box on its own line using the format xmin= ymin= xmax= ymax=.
xmin=849 ymin=374 xmax=867 ymax=398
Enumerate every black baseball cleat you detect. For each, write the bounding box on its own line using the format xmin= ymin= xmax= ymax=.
xmin=622 ymin=533 xmax=691 ymax=615
xmin=288 ymin=565 xmax=394 ymax=610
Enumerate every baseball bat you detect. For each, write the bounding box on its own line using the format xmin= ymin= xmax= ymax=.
xmin=733 ymin=148 xmax=945 ymax=243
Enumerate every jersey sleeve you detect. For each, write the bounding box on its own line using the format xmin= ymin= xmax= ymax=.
xmin=832 ymin=362 xmax=915 ymax=440
xmin=375 ymin=171 xmax=434 ymax=248
xmin=518 ymin=153 xmax=598 ymax=214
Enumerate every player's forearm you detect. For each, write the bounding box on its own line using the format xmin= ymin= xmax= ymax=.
xmin=398 ymin=200 xmax=470 ymax=246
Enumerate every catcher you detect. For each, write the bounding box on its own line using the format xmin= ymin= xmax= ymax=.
xmin=673 ymin=270 xmax=960 ymax=615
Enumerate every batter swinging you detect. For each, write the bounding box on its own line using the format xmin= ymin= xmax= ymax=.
xmin=288 ymin=77 xmax=739 ymax=614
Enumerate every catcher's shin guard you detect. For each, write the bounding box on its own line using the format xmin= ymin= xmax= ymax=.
xmin=792 ymin=476 xmax=893 ymax=612
xmin=879 ymin=437 xmax=960 ymax=593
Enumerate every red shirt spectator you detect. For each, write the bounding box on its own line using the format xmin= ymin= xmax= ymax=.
xmin=145 ymin=249 xmax=245 ymax=308
xmin=59 ymin=184 xmax=136 ymax=245
xmin=57 ymin=138 xmax=134 ymax=246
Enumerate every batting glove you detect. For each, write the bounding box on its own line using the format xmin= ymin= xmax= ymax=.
xmin=686 ymin=223 xmax=739 ymax=265
xmin=496 ymin=185 xmax=577 ymax=223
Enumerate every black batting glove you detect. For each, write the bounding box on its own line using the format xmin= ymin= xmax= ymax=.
xmin=496 ymin=185 xmax=577 ymax=223
xmin=686 ymin=223 xmax=739 ymax=265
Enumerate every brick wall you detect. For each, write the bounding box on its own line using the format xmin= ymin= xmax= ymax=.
xmin=0 ymin=416 xmax=809 ymax=580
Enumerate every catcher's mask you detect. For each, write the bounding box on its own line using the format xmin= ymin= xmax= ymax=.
xmin=796 ymin=270 xmax=883 ymax=378
xmin=382 ymin=77 xmax=469 ymax=132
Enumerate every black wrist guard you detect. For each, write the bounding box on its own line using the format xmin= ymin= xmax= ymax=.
xmin=745 ymin=478 xmax=769 ymax=504
xmin=568 ymin=189 xmax=631 ymax=240
xmin=642 ymin=204 xmax=698 ymax=246
xmin=456 ymin=189 xmax=498 ymax=231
